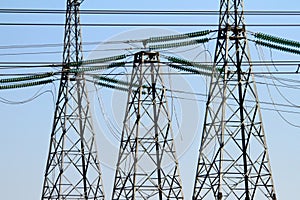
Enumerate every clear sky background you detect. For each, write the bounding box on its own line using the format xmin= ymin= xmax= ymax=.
xmin=1 ymin=0 xmax=300 ymax=199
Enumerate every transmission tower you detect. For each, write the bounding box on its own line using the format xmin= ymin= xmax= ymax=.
xmin=112 ymin=51 xmax=184 ymax=200
xmin=41 ymin=0 xmax=105 ymax=199
xmin=193 ymin=0 xmax=276 ymax=200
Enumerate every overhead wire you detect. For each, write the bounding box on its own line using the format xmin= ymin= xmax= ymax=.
xmin=2 ymin=9 xmax=300 ymax=15
xmin=0 ymin=27 xmax=300 ymax=119
xmin=2 ymin=69 xmax=300 ymax=77
xmin=255 ymin=80 xmax=300 ymax=90
xmin=84 ymin=70 xmax=300 ymax=111
xmin=90 ymin=75 xmax=124 ymax=141
xmin=254 ymin=40 xmax=300 ymax=87
xmin=0 ymin=47 xmax=144 ymax=57
xmin=267 ymin=46 xmax=300 ymax=107
xmin=86 ymin=55 xmax=132 ymax=141
xmin=0 ymin=38 xmax=147 ymax=50
xmin=0 ymin=83 xmax=55 ymax=105
xmin=254 ymin=44 xmax=300 ymax=127
xmin=2 ymin=60 xmax=300 ymax=68
xmin=264 ymin=74 xmax=300 ymax=128
xmin=91 ymin=77 xmax=300 ymax=115
xmin=167 ymin=62 xmax=184 ymax=141
xmin=2 ymin=22 xmax=300 ymax=27
xmin=1 ymin=7 xmax=300 ymax=140
xmin=0 ymin=30 xmax=214 ymax=58
xmin=0 ymin=65 xmax=299 ymax=116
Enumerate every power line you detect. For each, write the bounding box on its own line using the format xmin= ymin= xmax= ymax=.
xmin=89 ymin=78 xmax=300 ymax=115
xmin=1 ymin=9 xmax=300 ymax=16
xmin=0 ymin=47 xmax=143 ymax=57
xmin=2 ymin=22 xmax=300 ymax=27
xmin=0 ymin=60 xmax=300 ymax=75
xmin=0 ymin=39 xmax=147 ymax=50
xmin=0 ymin=61 xmax=290 ymax=65
xmin=0 ymin=69 xmax=299 ymax=115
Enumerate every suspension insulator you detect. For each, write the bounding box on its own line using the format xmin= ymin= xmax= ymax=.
xmin=148 ymin=30 xmax=211 ymax=43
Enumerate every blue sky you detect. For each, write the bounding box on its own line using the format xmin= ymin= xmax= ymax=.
xmin=0 ymin=0 xmax=300 ymax=199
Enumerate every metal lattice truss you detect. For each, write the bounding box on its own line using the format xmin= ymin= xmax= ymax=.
xmin=193 ymin=0 xmax=276 ymax=200
xmin=112 ymin=51 xmax=184 ymax=200
xmin=41 ymin=0 xmax=105 ymax=199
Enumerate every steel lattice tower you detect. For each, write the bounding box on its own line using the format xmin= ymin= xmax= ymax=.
xmin=193 ymin=0 xmax=276 ymax=199
xmin=112 ymin=51 xmax=184 ymax=200
xmin=41 ymin=0 xmax=105 ymax=199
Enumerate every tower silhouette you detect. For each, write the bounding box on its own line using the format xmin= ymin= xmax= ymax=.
xmin=193 ymin=0 xmax=277 ymax=199
xmin=41 ymin=0 xmax=105 ymax=199
xmin=112 ymin=51 xmax=184 ymax=199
